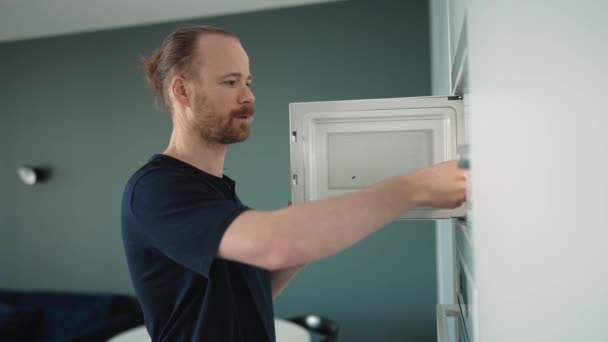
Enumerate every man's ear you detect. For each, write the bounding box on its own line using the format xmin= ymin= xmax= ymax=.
xmin=170 ymin=76 xmax=190 ymax=108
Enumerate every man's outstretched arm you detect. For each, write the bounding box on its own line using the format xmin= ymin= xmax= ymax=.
xmin=218 ymin=161 xmax=465 ymax=273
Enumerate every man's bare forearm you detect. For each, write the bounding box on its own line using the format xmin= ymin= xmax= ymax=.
xmin=232 ymin=173 xmax=420 ymax=270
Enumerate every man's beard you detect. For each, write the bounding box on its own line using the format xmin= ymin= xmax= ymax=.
xmin=194 ymin=98 xmax=255 ymax=145
xmin=219 ymin=105 xmax=255 ymax=144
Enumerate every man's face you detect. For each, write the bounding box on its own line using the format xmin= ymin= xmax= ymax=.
xmin=187 ymin=35 xmax=255 ymax=144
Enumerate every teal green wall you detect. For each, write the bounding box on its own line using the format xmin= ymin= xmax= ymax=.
xmin=0 ymin=1 xmax=436 ymax=340
xmin=0 ymin=46 xmax=17 ymax=288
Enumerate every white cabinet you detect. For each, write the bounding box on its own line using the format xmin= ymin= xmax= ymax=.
xmin=436 ymin=0 xmax=608 ymax=341
xmin=468 ymin=1 xmax=608 ymax=341
xmin=289 ymin=96 xmax=466 ymax=219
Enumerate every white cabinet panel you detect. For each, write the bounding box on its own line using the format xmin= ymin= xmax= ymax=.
xmin=432 ymin=0 xmax=474 ymax=340
xmin=468 ymin=1 xmax=608 ymax=341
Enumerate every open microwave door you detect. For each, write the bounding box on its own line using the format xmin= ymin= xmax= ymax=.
xmin=289 ymin=96 xmax=465 ymax=219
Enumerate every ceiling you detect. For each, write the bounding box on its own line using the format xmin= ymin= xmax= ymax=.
xmin=0 ymin=0 xmax=340 ymax=43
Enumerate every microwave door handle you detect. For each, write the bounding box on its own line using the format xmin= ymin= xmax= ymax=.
xmin=437 ymin=304 xmax=461 ymax=342
xmin=457 ymin=144 xmax=470 ymax=170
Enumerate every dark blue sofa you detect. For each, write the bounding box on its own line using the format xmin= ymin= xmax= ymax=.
xmin=0 ymin=290 xmax=143 ymax=342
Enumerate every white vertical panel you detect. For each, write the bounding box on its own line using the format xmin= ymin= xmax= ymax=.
xmin=468 ymin=0 xmax=608 ymax=341
xmin=430 ymin=0 xmax=459 ymax=341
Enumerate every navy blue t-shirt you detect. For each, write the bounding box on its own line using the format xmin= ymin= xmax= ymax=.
xmin=121 ymin=154 xmax=275 ymax=342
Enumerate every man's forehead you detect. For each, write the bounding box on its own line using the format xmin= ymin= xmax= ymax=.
xmin=197 ymin=33 xmax=238 ymax=46
xmin=196 ymin=35 xmax=245 ymax=59
xmin=195 ymin=34 xmax=249 ymax=73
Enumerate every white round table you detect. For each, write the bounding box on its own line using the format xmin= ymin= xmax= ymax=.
xmin=274 ymin=318 xmax=311 ymax=342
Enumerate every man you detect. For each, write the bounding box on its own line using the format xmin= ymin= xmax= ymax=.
xmin=121 ymin=25 xmax=466 ymax=342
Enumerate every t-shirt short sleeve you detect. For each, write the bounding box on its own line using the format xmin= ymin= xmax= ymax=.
xmin=128 ymin=169 xmax=249 ymax=278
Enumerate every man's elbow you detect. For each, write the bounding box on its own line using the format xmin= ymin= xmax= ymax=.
xmin=262 ymin=235 xmax=301 ymax=271
xmin=228 ymin=209 xmax=307 ymax=271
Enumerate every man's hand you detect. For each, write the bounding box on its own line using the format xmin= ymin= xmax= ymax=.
xmin=411 ymin=160 xmax=467 ymax=209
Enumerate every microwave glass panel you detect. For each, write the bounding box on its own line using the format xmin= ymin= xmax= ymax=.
xmin=303 ymin=108 xmax=455 ymax=201
xmin=327 ymin=130 xmax=433 ymax=190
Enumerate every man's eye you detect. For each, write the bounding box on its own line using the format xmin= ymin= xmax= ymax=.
xmin=223 ymin=80 xmax=237 ymax=86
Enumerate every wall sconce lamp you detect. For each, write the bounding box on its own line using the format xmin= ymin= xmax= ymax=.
xmin=17 ymin=165 xmax=52 ymax=186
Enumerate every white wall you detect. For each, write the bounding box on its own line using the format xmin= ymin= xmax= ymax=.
xmin=468 ymin=1 xmax=608 ymax=341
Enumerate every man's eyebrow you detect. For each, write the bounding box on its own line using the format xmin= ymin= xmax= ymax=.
xmin=218 ymin=72 xmax=252 ymax=80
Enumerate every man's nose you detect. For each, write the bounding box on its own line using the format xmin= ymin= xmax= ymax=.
xmin=239 ymin=85 xmax=255 ymax=105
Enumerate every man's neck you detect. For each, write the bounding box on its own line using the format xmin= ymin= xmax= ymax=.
xmin=163 ymin=130 xmax=227 ymax=178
